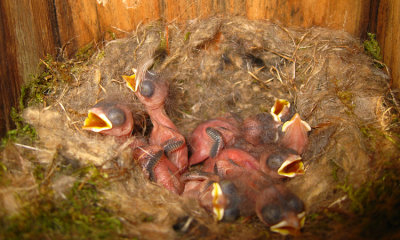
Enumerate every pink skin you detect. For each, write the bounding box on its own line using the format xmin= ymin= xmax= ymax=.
xmin=280 ymin=114 xmax=310 ymax=155
xmin=231 ymin=138 xmax=266 ymax=159
xmin=258 ymin=145 xmax=301 ymax=179
xmin=102 ymin=105 xmax=134 ymax=138
xmin=181 ymin=180 xmax=204 ymax=198
xmin=210 ymin=148 xmax=260 ymax=176
xmin=189 ymin=117 xmax=241 ymax=166
xmin=134 ymin=60 xmax=169 ymax=112
xmin=133 ymin=63 xmax=188 ymax=172
xmin=254 ymin=183 xmax=304 ymax=235
xmin=180 ymin=172 xmax=215 ymax=198
xmin=242 ymin=113 xmax=281 ymax=146
xmin=242 ymin=117 xmax=265 ymax=146
xmin=148 ymin=109 xmax=188 ymax=173
xmin=180 ymin=172 xmax=221 ymax=212
xmin=133 ymin=145 xmax=183 ymax=194
xmin=85 ymin=104 xmax=134 ymax=140
xmin=224 ymin=169 xmax=304 ymax=234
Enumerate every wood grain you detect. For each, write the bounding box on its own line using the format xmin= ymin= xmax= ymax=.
xmin=51 ymin=0 xmax=372 ymax=55
xmin=0 ymin=0 xmax=20 ymax=135
xmin=376 ymin=0 xmax=400 ymax=88
xmin=246 ymin=0 xmax=371 ymax=37
xmin=0 ymin=0 xmax=58 ymax=136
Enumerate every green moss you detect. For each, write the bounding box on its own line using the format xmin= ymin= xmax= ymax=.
xmin=337 ymin=90 xmax=355 ymax=111
xmin=363 ymin=33 xmax=382 ymax=61
xmin=360 ymin=124 xmax=400 ymax=150
xmin=22 ymin=66 xmax=56 ymax=107
xmin=337 ymin=182 xmax=366 ymax=214
xmin=0 ymin=162 xmax=9 ymax=186
xmin=138 ymin=213 xmax=155 ymax=222
xmin=159 ymin=31 xmax=167 ymax=50
xmin=75 ymin=43 xmax=96 ymax=62
xmin=106 ymin=30 xmax=117 ymax=41
xmin=2 ymin=43 xmax=98 ymax=148
xmin=1 ymin=107 xmax=37 ymax=147
xmin=0 ymin=165 xmax=122 ymax=240
xmin=96 ymin=50 xmax=106 ymax=61
xmin=330 ymin=159 xmax=340 ymax=182
xmin=335 ymin=164 xmax=400 ymax=238
xmin=184 ymin=32 xmax=191 ymax=41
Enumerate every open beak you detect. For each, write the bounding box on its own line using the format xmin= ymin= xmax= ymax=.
xmin=211 ymin=182 xmax=225 ymax=221
xmin=270 ymin=211 xmax=305 ymax=236
xmin=282 ymin=113 xmax=311 ymax=133
xmin=277 ymin=155 xmax=305 ymax=178
xmin=82 ymin=109 xmax=113 ymax=132
xmin=271 ymin=99 xmax=290 ymax=122
xmin=122 ymin=68 xmax=139 ymax=92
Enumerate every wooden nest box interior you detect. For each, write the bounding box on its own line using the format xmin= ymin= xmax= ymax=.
xmin=0 ymin=1 xmax=400 ymax=240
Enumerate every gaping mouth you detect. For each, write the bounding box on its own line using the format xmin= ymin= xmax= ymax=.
xmin=82 ymin=111 xmax=113 ymax=132
xmin=277 ymin=157 xmax=305 ymax=177
xmin=281 ymin=113 xmax=311 ymax=133
xmin=211 ymin=182 xmax=225 ymax=221
xmin=270 ymin=212 xmax=306 ymax=236
xmin=122 ymin=69 xmax=139 ymax=92
xmin=271 ymin=99 xmax=290 ymax=122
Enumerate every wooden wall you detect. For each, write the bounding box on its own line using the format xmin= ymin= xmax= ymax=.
xmin=374 ymin=0 xmax=400 ymax=86
xmin=0 ymin=0 xmax=399 ymax=136
xmin=0 ymin=0 xmax=58 ymax=136
xmin=54 ymin=0 xmax=372 ymax=55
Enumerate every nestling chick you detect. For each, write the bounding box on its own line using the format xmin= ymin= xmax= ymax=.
xmin=123 ymin=59 xmax=189 ymax=172
xmin=82 ymin=101 xmax=134 ymax=138
xmin=280 ymin=113 xmax=311 ymax=155
xmin=225 ymin=169 xmax=306 ymax=236
xmin=181 ymin=171 xmax=242 ymax=222
xmin=189 ymin=115 xmax=241 ymax=166
xmin=133 ymin=145 xmax=183 ymax=194
xmin=206 ymin=148 xmax=260 ymax=175
xmin=259 ymin=144 xmax=304 ymax=179
xmin=242 ymin=112 xmax=280 ymax=146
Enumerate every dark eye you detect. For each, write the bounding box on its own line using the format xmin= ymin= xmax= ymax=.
xmin=140 ymin=80 xmax=155 ymax=97
xmin=107 ymin=107 xmax=126 ymax=126
xmin=223 ymin=207 xmax=240 ymax=222
xmin=219 ymin=180 xmax=241 ymax=222
xmin=220 ymin=180 xmax=237 ymax=196
xmin=220 ymin=181 xmax=241 ymax=205
xmin=267 ymin=153 xmax=284 ymax=170
xmin=285 ymin=193 xmax=304 ymax=213
xmin=261 ymin=204 xmax=282 ymax=225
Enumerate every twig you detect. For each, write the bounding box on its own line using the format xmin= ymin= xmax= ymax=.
xmin=247 ymin=71 xmax=260 ymax=81
xmin=13 ymin=143 xmax=52 ymax=153
xmin=264 ymin=48 xmax=294 ymax=61
xmin=99 ymin=83 xmax=107 ymax=94
xmin=160 ymin=51 xmax=181 ymax=70
xmin=176 ymin=109 xmax=202 ymax=120
xmin=247 ymin=71 xmax=269 ymax=90
xmin=111 ymin=26 xmax=131 ymax=34
xmin=277 ymin=25 xmax=296 ymax=48
xmin=292 ymin=31 xmax=310 ymax=59
xmin=388 ymin=85 xmax=400 ymax=113
xmin=270 ymin=66 xmax=283 ymax=84
xmin=58 ymin=102 xmax=72 ymax=122
xmin=328 ymin=195 xmax=348 ymax=208
xmin=134 ymin=30 xmax=147 ymax=61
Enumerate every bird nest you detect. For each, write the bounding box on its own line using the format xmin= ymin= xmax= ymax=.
xmin=1 ymin=17 xmax=400 ymax=239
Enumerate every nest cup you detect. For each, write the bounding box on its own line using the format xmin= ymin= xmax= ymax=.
xmin=5 ymin=17 xmax=398 ymax=239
